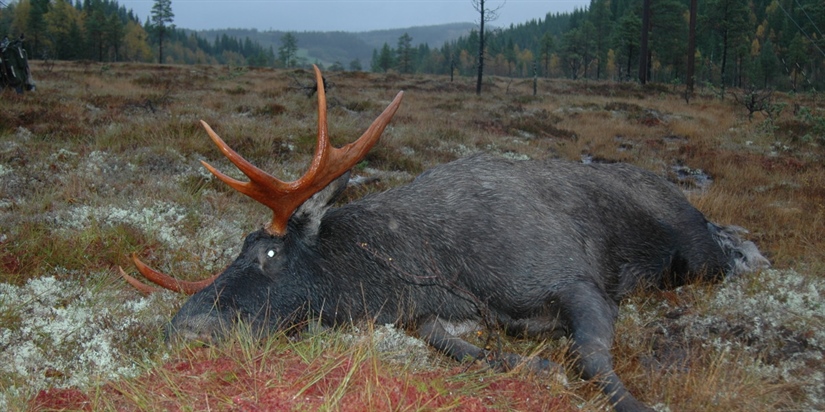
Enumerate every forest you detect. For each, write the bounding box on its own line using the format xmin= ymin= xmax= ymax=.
xmin=0 ymin=0 xmax=276 ymax=66
xmin=376 ymin=0 xmax=824 ymax=92
xmin=1 ymin=0 xmax=824 ymax=92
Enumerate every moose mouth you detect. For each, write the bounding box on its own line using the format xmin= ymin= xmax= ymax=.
xmin=164 ymin=284 xmax=282 ymax=344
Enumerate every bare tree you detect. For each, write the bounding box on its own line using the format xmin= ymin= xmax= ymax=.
xmin=472 ymin=0 xmax=505 ymax=95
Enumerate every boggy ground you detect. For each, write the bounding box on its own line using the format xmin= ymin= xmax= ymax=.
xmin=1 ymin=61 xmax=824 ymax=411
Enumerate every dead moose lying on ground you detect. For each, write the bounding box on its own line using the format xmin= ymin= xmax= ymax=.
xmin=122 ymin=67 xmax=770 ymax=412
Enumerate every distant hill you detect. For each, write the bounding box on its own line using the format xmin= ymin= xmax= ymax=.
xmin=353 ymin=23 xmax=476 ymax=50
xmin=196 ymin=23 xmax=475 ymax=67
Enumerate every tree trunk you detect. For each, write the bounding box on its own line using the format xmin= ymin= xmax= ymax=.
xmin=639 ymin=0 xmax=651 ymax=84
xmin=626 ymin=45 xmax=633 ymax=81
xmin=685 ymin=0 xmax=697 ymax=100
xmin=159 ymin=29 xmax=165 ymax=64
xmin=720 ymin=29 xmax=728 ymax=92
xmin=476 ymin=1 xmax=485 ymax=95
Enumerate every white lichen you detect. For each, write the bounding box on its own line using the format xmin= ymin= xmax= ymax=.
xmin=0 ymin=275 xmax=181 ymax=409
xmin=56 ymin=202 xmax=188 ymax=248
xmin=621 ymin=268 xmax=825 ymax=410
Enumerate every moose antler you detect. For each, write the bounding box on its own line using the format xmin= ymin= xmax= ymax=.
xmin=203 ymin=65 xmax=403 ymax=236
xmin=119 ymin=254 xmax=221 ymax=294
xmin=121 ymin=66 xmax=403 ymax=294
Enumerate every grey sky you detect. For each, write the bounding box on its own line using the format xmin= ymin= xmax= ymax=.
xmin=119 ymin=0 xmax=589 ymax=32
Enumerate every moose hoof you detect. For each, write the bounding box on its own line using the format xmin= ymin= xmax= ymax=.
xmin=522 ymin=356 xmax=568 ymax=385
xmin=489 ymin=353 xmax=568 ymax=384
xmin=613 ymin=398 xmax=656 ymax=412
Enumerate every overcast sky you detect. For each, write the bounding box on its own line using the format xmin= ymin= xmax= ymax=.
xmin=118 ymin=0 xmax=590 ymax=32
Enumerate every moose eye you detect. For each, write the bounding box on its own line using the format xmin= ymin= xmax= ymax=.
xmin=267 ymin=250 xmax=276 ymax=258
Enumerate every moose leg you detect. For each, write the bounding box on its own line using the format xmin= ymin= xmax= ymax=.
xmin=416 ymin=317 xmax=560 ymax=374
xmin=561 ymin=283 xmax=654 ymax=412
xmin=503 ymin=315 xmax=567 ymax=339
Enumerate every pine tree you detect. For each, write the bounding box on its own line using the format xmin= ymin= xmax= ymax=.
xmin=613 ymin=10 xmax=641 ymax=81
xmin=28 ymin=0 xmax=50 ymax=58
xmin=278 ymin=32 xmax=298 ymax=68
xmin=105 ymin=14 xmax=124 ymax=61
xmin=85 ymin=3 xmax=106 ymax=61
xmin=396 ymin=33 xmax=414 ymax=73
xmin=45 ymin=0 xmax=84 ymax=60
xmin=150 ymin=0 xmax=175 ymax=64
xmin=588 ymin=0 xmax=613 ymax=79
xmin=703 ymin=0 xmax=749 ymax=89
xmin=377 ymin=43 xmax=393 ymax=72
xmin=539 ymin=32 xmax=555 ymax=77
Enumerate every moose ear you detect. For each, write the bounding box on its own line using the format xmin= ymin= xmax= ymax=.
xmin=290 ymin=171 xmax=351 ymax=239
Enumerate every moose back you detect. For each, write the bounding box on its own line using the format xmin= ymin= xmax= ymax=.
xmin=123 ymin=67 xmax=769 ymax=412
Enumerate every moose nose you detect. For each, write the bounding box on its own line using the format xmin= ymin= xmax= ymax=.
xmin=165 ymin=307 xmax=233 ymax=344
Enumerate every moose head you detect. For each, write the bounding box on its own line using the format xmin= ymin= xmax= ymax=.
xmin=121 ymin=66 xmax=403 ymax=340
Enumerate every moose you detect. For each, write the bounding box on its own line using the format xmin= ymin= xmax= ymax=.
xmin=122 ymin=67 xmax=769 ymax=412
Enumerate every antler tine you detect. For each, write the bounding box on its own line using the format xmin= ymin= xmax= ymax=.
xmin=119 ymin=266 xmax=159 ymax=294
xmin=200 ymin=65 xmax=404 ymax=236
xmin=303 ymin=65 xmax=404 ymax=193
xmin=120 ymin=254 xmax=220 ymax=295
xmin=304 ymin=65 xmax=332 ymax=187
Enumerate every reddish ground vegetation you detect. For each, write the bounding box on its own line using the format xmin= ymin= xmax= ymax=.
xmin=30 ymin=388 xmax=91 ymax=411
xmin=94 ymin=347 xmax=574 ymax=411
